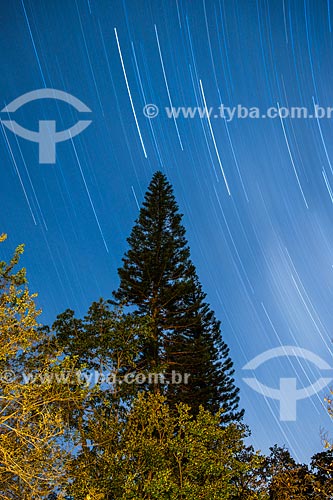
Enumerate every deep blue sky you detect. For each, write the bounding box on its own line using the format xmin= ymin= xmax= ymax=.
xmin=1 ymin=0 xmax=333 ymax=463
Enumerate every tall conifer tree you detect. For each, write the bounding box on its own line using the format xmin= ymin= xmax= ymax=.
xmin=114 ymin=171 xmax=243 ymax=422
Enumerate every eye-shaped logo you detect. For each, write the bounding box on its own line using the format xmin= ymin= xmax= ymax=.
xmin=1 ymin=89 xmax=92 ymax=164
xmin=242 ymin=346 xmax=333 ymax=421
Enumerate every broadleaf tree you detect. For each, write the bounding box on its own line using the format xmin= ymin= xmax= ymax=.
xmin=0 ymin=234 xmax=84 ymax=499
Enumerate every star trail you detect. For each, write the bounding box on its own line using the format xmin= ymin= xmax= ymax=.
xmin=1 ymin=0 xmax=333 ymax=463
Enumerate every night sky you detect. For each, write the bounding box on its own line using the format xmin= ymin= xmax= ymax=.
xmin=1 ymin=0 xmax=333 ymax=463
